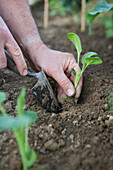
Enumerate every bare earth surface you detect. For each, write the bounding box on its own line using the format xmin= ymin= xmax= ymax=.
xmin=0 ymin=5 xmax=113 ymax=170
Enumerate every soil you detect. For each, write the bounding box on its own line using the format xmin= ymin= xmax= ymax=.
xmin=0 ymin=4 xmax=113 ymax=170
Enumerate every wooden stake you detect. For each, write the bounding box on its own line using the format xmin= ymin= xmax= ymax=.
xmin=81 ymin=0 xmax=86 ymax=32
xmin=44 ymin=0 xmax=49 ymax=28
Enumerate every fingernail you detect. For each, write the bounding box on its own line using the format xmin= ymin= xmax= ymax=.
xmin=67 ymin=89 xmax=74 ymax=96
xmin=23 ymin=69 xmax=28 ymax=76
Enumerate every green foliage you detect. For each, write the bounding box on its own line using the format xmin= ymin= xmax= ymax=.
xmin=86 ymin=0 xmax=113 ymax=36
xmin=62 ymin=96 xmax=67 ymax=102
xmin=67 ymin=33 xmax=82 ymax=56
xmin=0 ymin=111 xmax=37 ymax=130
xmin=0 ymin=91 xmax=7 ymax=115
xmin=71 ymin=68 xmax=76 ymax=77
xmin=102 ymin=13 xmax=113 ymax=37
xmin=17 ymin=88 xmax=26 ymax=116
xmin=81 ymin=52 xmax=98 ymax=65
xmin=49 ymin=0 xmax=82 ymax=17
xmin=67 ymin=33 xmax=102 ymax=89
xmin=49 ymin=0 xmax=67 ymax=16
xmin=0 ymin=88 xmax=37 ymax=170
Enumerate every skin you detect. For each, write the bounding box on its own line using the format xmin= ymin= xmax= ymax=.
xmin=0 ymin=0 xmax=83 ymax=102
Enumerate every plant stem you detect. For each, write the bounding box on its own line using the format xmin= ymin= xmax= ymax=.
xmin=14 ymin=130 xmax=27 ymax=170
xmin=25 ymin=125 xmax=29 ymax=152
xmin=75 ymin=53 xmax=80 ymax=89
xmin=74 ymin=64 xmax=88 ymax=89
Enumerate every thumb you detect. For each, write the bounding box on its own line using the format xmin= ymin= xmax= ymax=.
xmin=52 ymin=68 xmax=75 ymax=97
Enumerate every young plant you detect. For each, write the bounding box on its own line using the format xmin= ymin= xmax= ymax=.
xmin=67 ymin=33 xmax=102 ymax=89
xmin=86 ymin=0 xmax=113 ymax=37
xmin=0 ymin=88 xmax=37 ymax=170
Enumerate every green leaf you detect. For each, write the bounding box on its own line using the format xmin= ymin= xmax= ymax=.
xmin=71 ymin=68 xmax=76 ymax=76
xmin=81 ymin=52 xmax=98 ymax=65
xmin=24 ymin=111 xmax=37 ymax=125
xmin=67 ymin=33 xmax=82 ymax=55
xmin=17 ymin=88 xmax=26 ymax=116
xmin=0 ymin=91 xmax=6 ymax=103
xmin=62 ymin=96 xmax=67 ymax=102
xmin=93 ymin=0 xmax=113 ymax=13
xmin=85 ymin=57 xmax=102 ymax=66
xmin=0 ymin=111 xmax=37 ymax=130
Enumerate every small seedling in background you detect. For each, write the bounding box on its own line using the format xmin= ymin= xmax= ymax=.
xmin=67 ymin=33 xmax=102 ymax=89
xmin=62 ymin=96 xmax=67 ymax=102
xmin=86 ymin=0 xmax=113 ymax=37
xmin=0 ymin=88 xmax=37 ymax=170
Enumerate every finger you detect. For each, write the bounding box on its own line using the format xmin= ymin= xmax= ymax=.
xmin=5 ymin=35 xmax=27 ymax=76
xmin=75 ymin=75 xmax=83 ymax=98
xmin=0 ymin=48 xmax=7 ymax=69
xmin=68 ymin=58 xmax=83 ymax=99
xmin=73 ymin=64 xmax=83 ymax=98
xmin=52 ymin=67 xmax=75 ymax=97
xmin=66 ymin=68 xmax=83 ymax=99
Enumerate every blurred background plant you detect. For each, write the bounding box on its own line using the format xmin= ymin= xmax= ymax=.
xmin=49 ymin=0 xmax=90 ymax=17
xmin=28 ymin=0 xmax=113 ymax=37
xmin=86 ymin=0 xmax=113 ymax=37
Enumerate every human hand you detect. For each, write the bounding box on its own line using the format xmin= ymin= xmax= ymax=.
xmin=0 ymin=17 xmax=27 ymax=76
xmin=24 ymin=39 xmax=83 ymax=103
xmin=0 ymin=0 xmax=82 ymax=102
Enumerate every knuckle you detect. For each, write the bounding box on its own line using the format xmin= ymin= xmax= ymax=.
xmin=12 ymin=48 xmax=22 ymax=58
xmin=59 ymin=79 xmax=69 ymax=89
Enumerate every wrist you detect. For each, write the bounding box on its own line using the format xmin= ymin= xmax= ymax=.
xmin=20 ymin=34 xmax=45 ymax=66
xmin=19 ymin=33 xmax=43 ymax=50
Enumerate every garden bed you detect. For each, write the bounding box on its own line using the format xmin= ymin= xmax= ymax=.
xmin=0 ymin=7 xmax=113 ymax=170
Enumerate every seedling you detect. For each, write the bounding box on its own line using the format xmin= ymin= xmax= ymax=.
xmin=0 ymin=88 xmax=37 ymax=170
xmin=62 ymin=96 xmax=67 ymax=102
xmin=67 ymin=33 xmax=102 ymax=89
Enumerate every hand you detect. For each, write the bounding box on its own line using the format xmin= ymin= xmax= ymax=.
xmin=24 ymin=39 xmax=83 ymax=102
xmin=0 ymin=0 xmax=82 ymax=102
xmin=0 ymin=17 xmax=27 ymax=76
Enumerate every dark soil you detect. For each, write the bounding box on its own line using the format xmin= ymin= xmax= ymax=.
xmin=0 ymin=5 xmax=113 ymax=170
